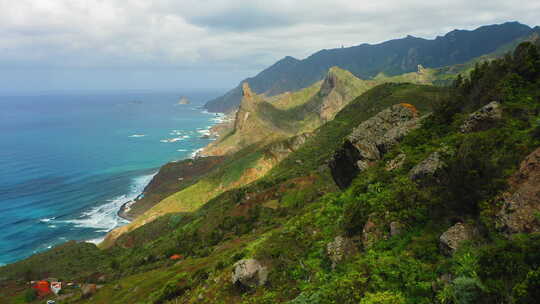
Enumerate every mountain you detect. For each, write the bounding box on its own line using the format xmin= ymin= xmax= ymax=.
xmin=205 ymin=22 xmax=535 ymax=113
xmin=2 ymin=40 xmax=540 ymax=304
xmin=201 ymin=66 xmax=432 ymax=156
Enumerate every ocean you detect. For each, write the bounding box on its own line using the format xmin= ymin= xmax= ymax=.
xmin=0 ymin=89 xmax=223 ymax=265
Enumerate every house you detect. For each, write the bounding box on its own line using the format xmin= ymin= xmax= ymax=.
xmin=32 ymin=280 xmax=51 ymax=297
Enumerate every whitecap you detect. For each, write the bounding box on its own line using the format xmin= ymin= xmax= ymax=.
xmin=86 ymin=237 xmax=105 ymax=245
xmin=61 ymin=173 xmax=156 ymax=232
xmin=191 ymin=148 xmax=203 ymax=159
xmin=39 ymin=217 xmax=56 ymax=223
xmin=177 ymin=149 xmax=188 ymax=152
xmin=129 ymin=134 xmax=146 ymax=138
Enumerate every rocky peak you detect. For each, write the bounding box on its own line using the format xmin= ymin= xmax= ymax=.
xmin=242 ymin=82 xmax=254 ymax=99
xmin=320 ymin=67 xmax=341 ymax=96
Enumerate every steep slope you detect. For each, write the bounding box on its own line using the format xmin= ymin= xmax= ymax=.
xmin=205 ymin=22 xmax=535 ymax=112
xmin=77 ymin=41 xmax=539 ymax=304
xmin=203 ymin=66 xmax=432 ymax=156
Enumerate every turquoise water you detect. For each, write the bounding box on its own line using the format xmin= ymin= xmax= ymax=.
xmin=0 ymin=90 xmax=223 ymax=265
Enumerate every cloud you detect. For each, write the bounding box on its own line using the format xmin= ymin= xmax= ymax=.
xmin=0 ymin=0 xmax=538 ymax=91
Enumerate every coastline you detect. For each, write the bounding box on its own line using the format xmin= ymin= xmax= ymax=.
xmin=112 ymin=109 xmax=229 ymax=225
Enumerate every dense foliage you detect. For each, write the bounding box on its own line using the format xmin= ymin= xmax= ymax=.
xmin=1 ymin=42 xmax=539 ymax=304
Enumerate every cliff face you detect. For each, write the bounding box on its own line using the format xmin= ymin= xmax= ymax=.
xmin=329 ymin=104 xmax=422 ymax=189
xmin=317 ymin=67 xmax=374 ymax=121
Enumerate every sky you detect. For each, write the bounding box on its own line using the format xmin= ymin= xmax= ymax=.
xmin=0 ymin=0 xmax=538 ymax=94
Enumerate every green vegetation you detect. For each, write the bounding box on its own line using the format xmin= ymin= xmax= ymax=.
xmin=1 ymin=41 xmax=539 ymax=304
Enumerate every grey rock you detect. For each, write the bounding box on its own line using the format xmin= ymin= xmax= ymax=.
xmin=266 ymin=133 xmax=313 ymax=162
xmin=390 ymin=221 xmax=404 ymax=237
xmin=330 ymin=104 xmax=422 ymax=189
xmin=231 ymin=259 xmax=268 ymax=289
xmin=326 ymin=236 xmax=357 ymax=269
xmin=496 ymin=147 xmax=540 ymax=235
xmin=460 ymin=101 xmax=502 ymax=133
xmin=385 ymin=154 xmax=406 ymax=171
xmin=439 ymin=223 xmax=474 ymax=255
xmin=409 ymin=151 xmax=446 ymax=185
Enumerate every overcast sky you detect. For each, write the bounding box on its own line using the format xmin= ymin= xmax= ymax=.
xmin=0 ymin=0 xmax=538 ymax=94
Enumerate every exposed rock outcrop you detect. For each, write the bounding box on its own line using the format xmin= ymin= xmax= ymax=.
xmin=231 ymin=259 xmax=268 ymax=289
xmin=386 ymin=153 xmax=406 ymax=171
xmin=496 ymin=147 xmax=540 ymax=235
xmin=390 ymin=221 xmax=405 ymax=237
xmin=409 ymin=151 xmax=446 ymax=185
xmin=330 ymin=104 xmax=421 ymax=189
xmin=265 ymin=133 xmax=313 ymax=162
xmin=233 ymin=83 xmax=260 ymax=132
xmin=439 ymin=222 xmax=475 ymax=256
xmin=460 ymin=101 xmax=502 ymax=133
xmin=326 ymin=236 xmax=358 ymax=269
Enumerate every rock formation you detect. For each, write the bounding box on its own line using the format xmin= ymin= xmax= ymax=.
xmin=231 ymin=259 xmax=268 ymax=289
xmin=460 ymin=101 xmax=502 ymax=133
xmin=326 ymin=236 xmax=357 ymax=269
xmin=409 ymin=151 xmax=447 ymax=185
xmin=496 ymin=147 xmax=540 ymax=235
xmin=329 ymin=104 xmax=421 ymax=189
xmin=386 ymin=153 xmax=406 ymax=171
xmin=439 ymin=222 xmax=475 ymax=256
xmin=177 ymin=96 xmax=190 ymax=105
xmin=265 ymin=132 xmax=313 ymax=162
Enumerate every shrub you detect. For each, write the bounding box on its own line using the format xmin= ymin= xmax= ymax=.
xmin=359 ymin=291 xmax=406 ymax=304
xmin=513 ymin=268 xmax=540 ymax=304
xmin=23 ymin=289 xmax=37 ymax=303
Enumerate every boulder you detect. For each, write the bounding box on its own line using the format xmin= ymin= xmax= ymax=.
xmin=439 ymin=223 xmax=475 ymax=255
xmin=385 ymin=154 xmax=406 ymax=171
xmin=409 ymin=151 xmax=446 ymax=185
xmin=81 ymin=283 xmax=97 ymax=298
xmin=231 ymin=259 xmax=268 ymax=289
xmin=496 ymin=147 xmax=540 ymax=235
xmin=460 ymin=101 xmax=502 ymax=133
xmin=326 ymin=236 xmax=357 ymax=269
xmin=330 ymin=104 xmax=421 ymax=189
xmin=266 ymin=133 xmax=313 ymax=162
xmin=390 ymin=221 xmax=405 ymax=237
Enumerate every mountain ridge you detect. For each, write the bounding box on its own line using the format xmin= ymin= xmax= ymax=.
xmin=205 ymin=21 xmax=535 ymax=113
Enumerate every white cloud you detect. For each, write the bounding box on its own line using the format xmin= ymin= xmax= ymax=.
xmin=0 ymin=0 xmax=538 ymax=90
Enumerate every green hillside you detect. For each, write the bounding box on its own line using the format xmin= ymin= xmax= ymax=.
xmin=1 ymin=41 xmax=539 ymax=304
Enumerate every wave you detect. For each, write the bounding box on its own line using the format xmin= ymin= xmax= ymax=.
xmin=39 ymin=217 xmax=56 ymax=223
xmin=160 ymin=135 xmax=190 ymax=143
xmin=191 ymin=148 xmax=203 ymax=159
xmin=87 ymin=237 xmax=105 ymax=245
xmin=61 ymin=173 xmax=156 ymax=232
xmin=129 ymin=134 xmax=146 ymax=138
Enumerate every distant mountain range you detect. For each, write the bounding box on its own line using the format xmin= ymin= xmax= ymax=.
xmin=205 ymin=22 xmax=539 ymax=113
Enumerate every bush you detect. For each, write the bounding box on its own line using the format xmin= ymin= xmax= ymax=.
xmin=359 ymin=291 xmax=406 ymax=304
xmin=150 ymin=281 xmax=186 ymax=304
xmin=452 ymin=277 xmax=485 ymax=304
xmin=513 ymin=268 xmax=540 ymax=304
xmin=23 ymin=289 xmax=37 ymax=303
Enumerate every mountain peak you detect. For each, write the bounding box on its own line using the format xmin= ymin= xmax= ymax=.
xmin=242 ymin=82 xmax=254 ymax=99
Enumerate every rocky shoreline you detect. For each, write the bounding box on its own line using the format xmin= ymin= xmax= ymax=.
xmin=115 ymin=155 xmax=227 ymax=221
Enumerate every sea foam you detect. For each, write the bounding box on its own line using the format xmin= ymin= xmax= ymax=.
xmin=62 ymin=173 xmax=156 ymax=233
